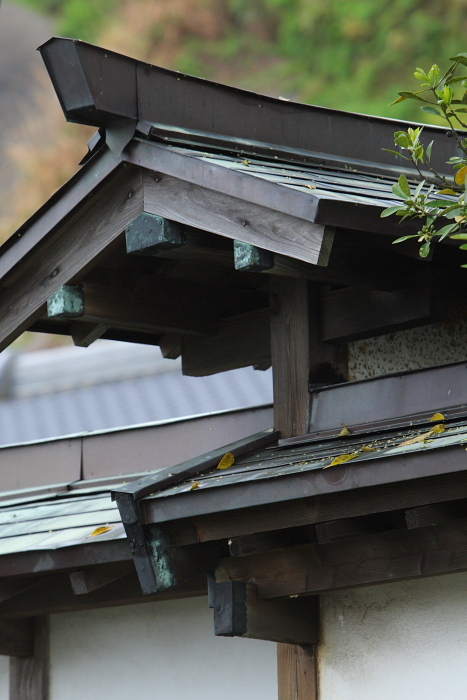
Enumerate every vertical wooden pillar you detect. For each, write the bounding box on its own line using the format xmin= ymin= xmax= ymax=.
xmin=271 ymin=278 xmax=346 ymax=700
xmin=278 ymin=644 xmax=318 ymax=700
xmin=270 ymin=277 xmax=310 ymax=437
xmin=10 ymin=617 xmax=49 ymax=700
xmin=270 ymin=278 xmax=347 ymax=437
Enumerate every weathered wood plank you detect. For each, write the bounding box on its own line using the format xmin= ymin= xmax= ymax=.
xmin=212 ymin=581 xmax=319 ymax=645
xmin=69 ymin=562 xmax=134 ymax=595
xmin=278 ymin=644 xmax=318 ymax=700
xmin=182 ymin=307 xmax=270 ymax=376
xmin=142 ymin=170 xmax=328 ymax=266
xmin=70 ymin=321 xmax=109 ymax=347
xmin=0 ymin=165 xmax=144 ymax=352
xmin=77 ymin=271 xmax=219 ymax=337
xmin=0 ymin=619 xmax=34 ymax=657
xmin=10 ymin=617 xmax=49 ymax=700
xmin=0 ymin=542 xmax=225 ymax=618
xmin=216 ymin=517 xmax=467 ymax=598
xmin=151 ymin=472 xmax=467 ymax=546
xmin=270 ymin=278 xmax=310 ymax=438
xmin=405 ymin=501 xmax=467 ymax=529
xmin=320 ymin=282 xmax=439 ymax=343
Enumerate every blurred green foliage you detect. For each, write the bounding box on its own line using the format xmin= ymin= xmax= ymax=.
xmin=14 ymin=0 xmax=467 ymax=120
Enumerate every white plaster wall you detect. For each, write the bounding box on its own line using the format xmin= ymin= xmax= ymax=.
xmin=349 ymin=320 xmax=467 ymax=379
xmin=0 ymin=656 xmax=8 ymax=699
xmin=50 ymin=596 xmax=277 ymax=700
xmin=320 ymin=572 xmax=467 ymax=700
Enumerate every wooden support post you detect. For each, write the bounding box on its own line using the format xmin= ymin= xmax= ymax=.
xmin=234 ymin=241 xmax=274 ymax=272
xmin=211 ymin=581 xmax=319 ymax=645
xmin=278 ymin=644 xmax=318 ymax=700
xmin=270 ymin=278 xmax=347 ymax=438
xmin=270 ymin=278 xmax=342 ymax=700
xmin=125 ymin=212 xmax=186 ymax=254
xmin=10 ymin=617 xmax=49 ymax=700
xmin=70 ymin=321 xmax=108 ymax=347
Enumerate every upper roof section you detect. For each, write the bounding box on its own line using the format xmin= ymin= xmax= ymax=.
xmin=39 ymin=37 xmax=461 ymax=178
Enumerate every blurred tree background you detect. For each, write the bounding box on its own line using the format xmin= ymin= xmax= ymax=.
xmin=4 ymin=0 xmax=467 ymax=249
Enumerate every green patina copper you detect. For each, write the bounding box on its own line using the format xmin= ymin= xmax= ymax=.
xmin=125 ymin=212 xmax=186 ymax=255
xmin=47 ymin=284 xmax=84 ymax=319
xmin=234 ymin=240 xmax=274 ymax=272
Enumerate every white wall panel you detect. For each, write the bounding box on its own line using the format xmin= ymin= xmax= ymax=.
xmin=0 ymin=656 xmax=8 ymax=699
xmin=50 ymin=596 xmax=277 ymax=700
xmin=320 ymin=572 xmax=467 ymax=700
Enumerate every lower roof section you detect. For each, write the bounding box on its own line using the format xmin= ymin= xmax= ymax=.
xmin=0 ymin=403 xmax=272 ymax=494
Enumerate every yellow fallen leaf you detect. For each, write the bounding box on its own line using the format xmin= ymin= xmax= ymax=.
xmin=87 ymin=526 xmax=113 ymax=538
xmin=399 ymin=423 xmax=446 ymax=446
xmin=339 ymin=424 xmax=350 ymax=437
xmin=324 ymin=452 xmax=360 ymax=469
xmin=456 ymin=166 xmax=467 ymax=185
xmin=438 ymin=188 xmax=458 ymax=195
xmin=361 ymin=445 xmax=375 ymax=452
xmin=305 ymin=184 xmax=316 ymax=189
xmin=190 ymin=482 xmax=200 ymax=490
xmin=217 ymin=452 xmax=235 ymax=470
xmin=430 ymin=412 xmax=445 ymax=422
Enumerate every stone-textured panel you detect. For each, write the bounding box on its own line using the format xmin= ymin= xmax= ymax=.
xmin=349 ymin=320 xmax=467 ymax=380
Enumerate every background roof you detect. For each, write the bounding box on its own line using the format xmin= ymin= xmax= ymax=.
xmin=0 ymin=341 xmax=272 ymax=445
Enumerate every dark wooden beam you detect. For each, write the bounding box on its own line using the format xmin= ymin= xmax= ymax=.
xmin=0 ymin=165 xmax=144 ymax=352
xmin=216 ymin=517 xmax=467 ymax=598
xmin=69 ymin=562 xmax=134 ymax=595
xmin=149 ymin=471 xmax=467 ymax=547
xmin=320 ymin=281 xmax=440 ymax=343
xmin=278 ymin=644 xmax=318 ymax=700
xmin=0 ymin=542 xmax=226 ymax=618
xmin=270 ymin=278 xmax=347 ymax=438
xmin=142 ymin=169 xmax=330 ymax=267
xmin=212 ymin=581 xmax=319 ymax=645
xmin=70 ymin=321 xmax=108 ymax=347
xmin=270 ymin=278 xmax=310 ymax=438
xmin=405 ymin=500 xmax=467 ymax=529
xmin=0 ymin=619 xmax=34 ymax=657
xmin=10 ymin=617 xmax=49 ymax=700
xmin=181 ymin=307 xmax=270 ymax=376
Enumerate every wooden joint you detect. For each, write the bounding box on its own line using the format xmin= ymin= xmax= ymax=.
xmin=234 ymin=241 xmax=274 ymax=272
xmin=126 ymin=212 xmax=186 ymax=255
xmin=70 ymin=321 xmax=108 ymax=347
xmin=211 ymin=580 xmax=319 ymax=645
xmin=69 ymin=562 xmax=134 ymax=595
xmin=0 ymin=618 xmax=34 ymax=657
xmin=47 ymin=284 xmax=84 ymax=320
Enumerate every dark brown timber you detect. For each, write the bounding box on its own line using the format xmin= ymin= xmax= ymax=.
xmin=319 ymin=282 xmax=440 ymax=343
xmin=216 ymin=517 xmax=467 ymax=598
xmin=181 ymin=307 xmax=270 ymax=376
xmin=0 ymin=619 xmax=34 ymax=657
xmin=212 ymin=581 xmax=319 ymax=645
xmin=0 ymin=166 xmax=144 ymax=352
xmin=277 ymin=644 xmax=318 ymax=700
xmin=10 ymin=617 xmax=49 ymax=700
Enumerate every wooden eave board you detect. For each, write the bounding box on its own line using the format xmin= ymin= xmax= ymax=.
xmin=141 ymin=419 xmax=467 ymax=523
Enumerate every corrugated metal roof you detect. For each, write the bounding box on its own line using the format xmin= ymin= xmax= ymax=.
xmin=0 ymin=488 xmax=125 ymax=555
xmin=0 ymin=342 xmax=272 ymax=445
xmin=163 ymin=145 xmax=453 ymax=211
xmin=150 ymin=419 xmax=467 ymax=499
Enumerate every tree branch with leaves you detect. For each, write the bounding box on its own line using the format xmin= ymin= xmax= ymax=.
xmin=382 ymin=54 xmax=467 ymax=264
